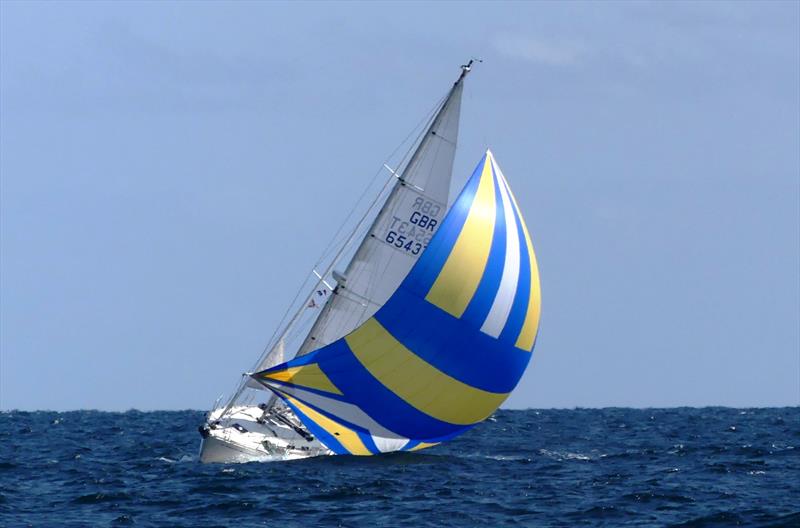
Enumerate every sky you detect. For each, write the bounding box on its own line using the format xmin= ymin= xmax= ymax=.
xmin=1 ymin=1 xmax=798 ymax=411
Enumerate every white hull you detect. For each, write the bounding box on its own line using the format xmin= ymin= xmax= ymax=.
xmin=198 ymin=404 xmax=332 ymax=463
xmin=199 ymin=434 xmax=272 ymax=463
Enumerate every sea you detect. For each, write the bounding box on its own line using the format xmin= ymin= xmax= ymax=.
xmin=0 ymin=407 xmax=798 ymax=527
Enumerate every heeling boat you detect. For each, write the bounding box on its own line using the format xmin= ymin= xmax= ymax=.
xmin=198 ymin=61 xmax=541 ymax=462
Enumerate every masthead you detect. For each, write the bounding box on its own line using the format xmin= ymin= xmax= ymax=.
xmin=457 ymin=58 xmax=482 ymax=83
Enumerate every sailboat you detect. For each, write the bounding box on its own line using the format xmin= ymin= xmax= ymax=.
xmin=198 ymin=61 xmax=541 ymax=463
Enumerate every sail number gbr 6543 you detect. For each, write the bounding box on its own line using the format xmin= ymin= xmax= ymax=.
xmin=376 ymin=194 xmax=444 ymax=256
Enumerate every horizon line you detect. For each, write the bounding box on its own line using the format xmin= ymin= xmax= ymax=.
xmin=2 ymin=404 xmax=798 ymax=413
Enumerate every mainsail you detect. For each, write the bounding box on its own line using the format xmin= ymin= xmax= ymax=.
xmin=240 ymin=66 xmax=464 ymax=395
xmin=253 ymin=151 xmax=542 ymax=455
xmin=293 ymin=75 xmax=463 ymax=358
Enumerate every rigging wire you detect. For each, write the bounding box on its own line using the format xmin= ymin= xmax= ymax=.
xmin=313 ymin=91 xmax=450 ymax=265
xmin=291 ymin=89 xmax=453 ymax=356
xmin=229 ymin=87 xmax=452 ymax=404
xmin=295 ymin=84 xmax=459 ymax=357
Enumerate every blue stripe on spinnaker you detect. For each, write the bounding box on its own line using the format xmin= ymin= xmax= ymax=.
xmin=257 ymin=377 xmax=350 ymax=403
xmin=356 ymin=430 xmax=381 ymax=455
xmin=402 ymin=439 xmax=421 ymax=451
xmin=279 ymin=394 xmax=349 ymax=455
xmin=404 ymin=153 xmax=487 ymax=298
xmin=461 ymin=172 xmax=507 ymax=328
xmin=314 ymin=340 xmax=469 ymax=439
xmin=499 ymin=199 xmax=532 ymax=347
xmin=374 ymin=287 xmax=532 ymax=393
xmin=274 ymin=385 xmax=385 ymax=455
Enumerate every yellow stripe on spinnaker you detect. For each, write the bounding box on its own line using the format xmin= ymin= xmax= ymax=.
xmin=262 ymin=364 xmax=342 ymax=395
xmin=506 ymin=188 xmax=541 ymax=351
xmin=345 ymin=318 xmax=509 ymax=425
xmin=409 ymin=442 xmax=440 ymax=452
xmin=425 ymin=156 xmax=496 ymax=318
xmin=283 ymin=395 xmax=372 ymax=456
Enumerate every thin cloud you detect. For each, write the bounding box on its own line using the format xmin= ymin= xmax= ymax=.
xmin=492 ymin=34 xmax=585 ymax=66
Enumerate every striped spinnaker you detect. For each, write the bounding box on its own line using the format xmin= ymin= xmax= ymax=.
xmin=254 ymin=150 xmax=541 ymax=455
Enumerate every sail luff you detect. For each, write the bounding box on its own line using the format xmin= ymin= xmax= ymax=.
xmin=293 ymin=70 xmax=467 ymax=358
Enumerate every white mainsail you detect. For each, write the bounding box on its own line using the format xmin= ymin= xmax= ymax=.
xmin=294 ymin=78 xmax=464 ymax=357
xmin=232 ymin=66 xmax=466 ymax=398
xmin=263 ymin=338 xmax=285 ymax=369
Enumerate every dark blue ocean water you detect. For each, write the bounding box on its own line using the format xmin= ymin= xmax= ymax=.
xmin=1 ymin=408 xmax=798 ymax=527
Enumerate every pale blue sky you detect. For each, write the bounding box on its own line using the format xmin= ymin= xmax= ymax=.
xmin=1 ymin=1 xmax=798 ymax=410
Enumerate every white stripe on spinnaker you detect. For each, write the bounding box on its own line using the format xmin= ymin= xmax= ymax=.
xmin=264 ymin=381 xmax=408 ymax=452
xmin=480 ymin=156 xmax=521 ymax=338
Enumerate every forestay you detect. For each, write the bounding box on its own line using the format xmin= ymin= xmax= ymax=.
xmin=253 ymin=151 xmax=541 ymax=455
